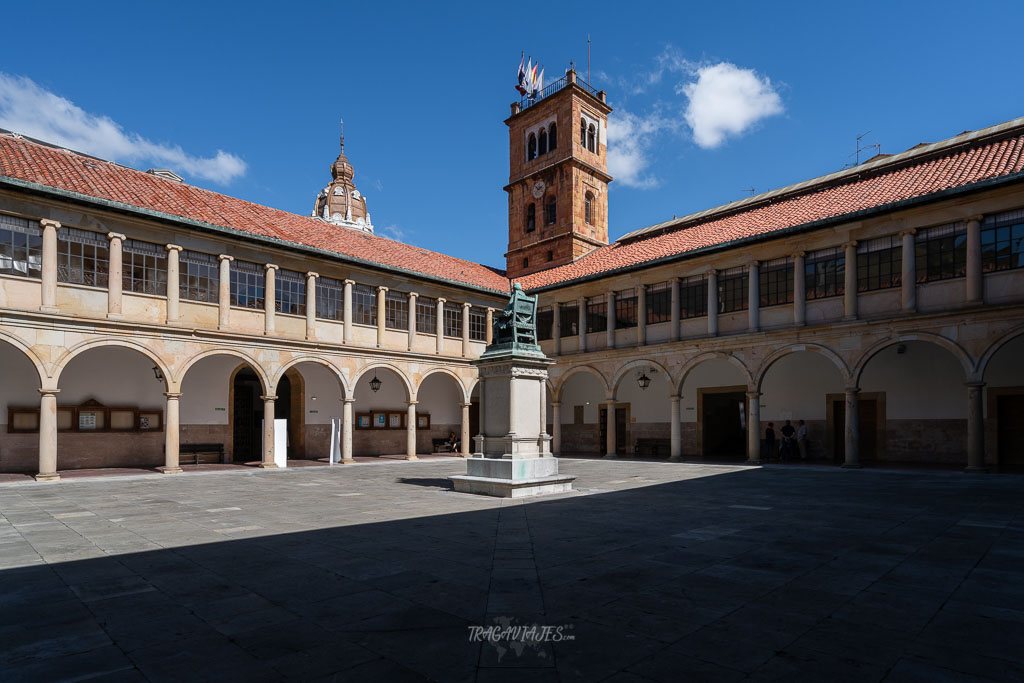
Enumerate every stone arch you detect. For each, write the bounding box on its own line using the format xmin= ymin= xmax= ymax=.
xmin=554 ymin=364 xmax=610 ymax=402
xmin=272 ymin=355 xmax=349 ymax=398
xmin=676 ymin=352 xmax=754 ymax=396
xmin=853 ymin=333 xmax=974 ymax=387
xmin=352 ymin=362 xmax=413 ymax=401
xmin=977 ymin=323 xmax=1024 ymax=381
xmin=611 ymin=358 xmax=674 ymax=400
xmin=176 ymin=348 xmax=271 ymax=394
xmin=0 ymin=329 xmax=46 ymax=387
xmin=54 ymin=338 xmax=173 ymax=388
xmin=756 ymin=343 xmax=851 ymax=392
xmin=415 ymin=367 xmax=468 ymax=403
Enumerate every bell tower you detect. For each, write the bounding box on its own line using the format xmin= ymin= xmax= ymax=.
xmin=504 ymin=69 xmax=612 ymax=280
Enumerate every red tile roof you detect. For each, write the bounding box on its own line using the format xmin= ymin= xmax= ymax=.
xmin=519 ymin=118 xmax=1024 ymax=290
xmin=0 ymin=133 xmax=510 ymax=294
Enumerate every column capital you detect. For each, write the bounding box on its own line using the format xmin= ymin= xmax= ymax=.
xmin=965 ymin=214 xmax=984 ymax=224
xmin=408 ymin=291 xmax=419 ymax=298
xmin=107 ymin=232 xmax=127 ymax=242
xmin=551 ymin=401 xmax=561 ymax=407
xmin=745 ymin=391 xmax=760 ymax=399
xmin=459 ymin=402 xmax=472 ymax=408
xmin=306 ymin=271 xmax=319 ymax=279
xmin=462 ymin=301 xmax=471 ymax=309
xmin=844 ymin=385 xmax=861 ymax=395
xmin=343 ymin=278 xmax=355 ymax=286
xmin=163 ymin=392 xmax=183 ymax=399
xmin=38 ymin=388 xmax=60 ymax=397
xmin=706 ymin=267 xmax=718 ymax=276
xmin=670 ymin=395 xmax=680 ymax=403
xmin=747 ymin=260 xmax=760 ymax=269
xmin=377 ymin=285 xmax=388 ymax=293
xmin=165 ymin=244 xmax=183 ymax=253
xmin=965 ymin=380 xmax=986 ymax=389
xmin=40 ymin=219 xmax=61 ymax=230
xmin=343 ymin=398 xmax=356 ymax=404
xmin=260 ymin=394 xmax=278 ymax=402
xmin=264 ymin=263 xmax=279 ymax=272
xmin=218 ymin=254 xmax=234 ymax=262
xmin=437 ymin=297 xmax=446 ymax=304
xmin=791 ymin=251 xmax=806 ymax=259
xmin=899 ymin=228 xmax=917 ymax=237
xmin=843 ymin=240 xmax=858 ymax=249
xmin=406 ymin=400 xmax=418 ymax=406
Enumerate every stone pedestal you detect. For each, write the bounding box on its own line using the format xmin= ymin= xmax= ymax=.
xmin=450 ymin=347 xmax=575 ymax=498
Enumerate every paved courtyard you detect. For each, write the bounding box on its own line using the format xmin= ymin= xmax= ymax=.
xmin=1 ymin=459 xmax=1022 ymax=682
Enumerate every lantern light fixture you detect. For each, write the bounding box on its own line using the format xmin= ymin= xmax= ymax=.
xmin=637 ymin=369 xmax=651 ymax=391
xmin=152 ymin=366 xmax=164 ymax=383
xmin=369 ymin=373 xmax=382 ymax=393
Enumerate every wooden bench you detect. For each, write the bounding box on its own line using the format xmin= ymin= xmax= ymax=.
xmin=634 ymin=438 xmax=672 ymax=457
xmin=178 ymin=443 xmax=225 ymax=465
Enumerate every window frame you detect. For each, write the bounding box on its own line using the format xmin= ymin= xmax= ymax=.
xmin=857 ymin=236 xmax=902 ymax=292
xmin=469 ymin=306 xmax=487 ymax=341
xmin=680 ymin=273 xmax=708 ymax=319
xmin=416 ymin=296 xmax=437 ymax=334
xmin=805 ymin=247 xmax=845 ymax=301
xmin=443 ymin=301 xmax=461 ymax=338
xmin=315 ymin=275 xmax=344 ymax=321
xmin=122 ymin=239 xmax=168 ymax=296
xmin=56 ymin=227 xmax=109 ymax=289
xmin=180 ymin=250 xmax=219 ymax=304
xmin=559 ymin=301 xmax=579 ymax=337
xmin=759 ymin=257 xmax=794 ymax=307
xmin=525 ymin=203 xmax=536 ymax=233
xmin=915 ymin=222 xmax=966 ymax=284
xmin=645 ymin=282 xmax=671 ymax=324
xmin=229 ymin=260 xmax=264 ymax=310
xmin=981 ymin=210 xmax=1024 ymax=274
xmin=615 ymin=288 xmax=638 ymax=329
xmin=351 ymin=284 xmax=377 ymax=326
xmin=274 ymin=268 xmax=306 ymax=316
xmin=537 ymin=306 xmax=554 ymax=340
xmin=718 ymin=267 xmax=749 ymax=313
xmin=545 ymin=195 xmax=557 ymax=226
xmin=586 ymin=295 xmax=607 ymax=334
xmin=0 ymin=214 xmax=42 ymax=280
xmin=384 ymin=289 xmax=409 ymax=330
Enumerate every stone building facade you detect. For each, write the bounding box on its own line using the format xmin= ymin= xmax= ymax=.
xmin=1 ymin=72 xmax=1023 ymax=479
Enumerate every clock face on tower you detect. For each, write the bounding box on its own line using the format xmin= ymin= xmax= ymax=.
xmin=532 ymin=180 xmax=546 ymax=199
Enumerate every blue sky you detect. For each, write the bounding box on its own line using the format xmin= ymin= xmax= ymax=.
xmin=2 ymin=1 xmax=1022 ymax=270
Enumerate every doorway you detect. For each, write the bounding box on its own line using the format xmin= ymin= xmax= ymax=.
xmin=699 ymin=388 xmax=746 ymax=460
xmin=831 ymin=394 xmax=880 ymax=463
xmin=599 ymin=405 xmax=628 ymax=455
xmin=997 ymin=394 xmax=1024 ymax=468
xmin=231 ymin=369 xmax=292 ymax=462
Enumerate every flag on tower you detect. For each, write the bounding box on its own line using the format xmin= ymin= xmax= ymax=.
xmin=515 ymin=52 xmax=527 ymax=95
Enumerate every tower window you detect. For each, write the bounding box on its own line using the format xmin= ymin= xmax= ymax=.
xmin=523 ymin=257 xmax=529 ymax=269
xmin=527 ymin=133 xmax=537 ymax=161
xmin=587 ymin=124 xmax=596 ymax=153
xmin=580 ymin=118 xmax=586 ymax=148
xmin=547 ymin=250 xmax=553 ymax=262
xmin=549 ymin=122 xmax=557 ymax=151
xmin=538 ymin=128 xmax=548 ymax=155
xmin=585 ymin=192 xmax=594 ymax=225
xmin=545 ymin=196 xmax=557 ymax=225
xmin=526 ymin=203 xmax=536 ymax=233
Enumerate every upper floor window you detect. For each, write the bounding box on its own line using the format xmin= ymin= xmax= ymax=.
xmin=537 ymin=306 xmax=553 ymax=340
xmin=538 ymin=128 xmax=548 ymax=155
xmin=615 ymin=288 xmax=637 ymax=328
xmin=527 ymin=133 xmax=537 ymax=161
xmin=805 ymin=247 xmax=845 ymax=300
xmin=526 ymin=203 xmax=536 ymax=233
xmin=0 ymin=215 xmax=41 ymax=279
xmin=352 ymin=284 xmax=376 ymax=326
xmin=548 ymin=122 xmax=557 ymax=151
xmin=315 ymin=276 xmax=344 ymax=321
xmin=416 ymin=296 xmax=437 ymax=333
xmin=545 ymin=196 xmax=557 ymax=225
xmin=759 ymin=257 xmax=794 ymax=307
xmin=559 ymin=301 xmax=579 ymax=337
xmin=580 ymin=118 xmax=586 ymax=149
xmin=587 ymin=124 xmax=596 ymax=152
xmin=443 ymin=301 xmax=461 ymax=337
xmin=123 ymin=239 xmax=167 ymax=296
xmin=585 ymin=192 xmax=594 ymax=224
xmin=718 ymin=267 xmax=748 ymax=313
xmin=275 ymin=269 xmax=306 ymax=316
xmin=57 ymin=227 xmax=108 ymax=288
xmin=645 ymin=282 xmax=671 ymax=324
xmin=180 ymin=250 xmax=218 ymax=304
xmin=857 ymin=236 xmax=902 ymax=292
xmin=916 ymin=222 xmax=965 ymax=283
xmin=384 ymin=289 xmax=408 ymax=330
xmin=469 ymin=307 xmax=487 ymax=341
xmin=230 ymin=260 xmax=264 ymax=309
xmin=680 ymin=273 xmax=708 ymax=319
xmin=982 ymin=210 xmax=1024 ymax=273
xmin=586 ymin=295 xmax=607 ymax=334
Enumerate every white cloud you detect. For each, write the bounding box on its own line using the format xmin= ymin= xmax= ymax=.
xmin=0 ymin=73 xmax=246 ymax=184
xmin=679 ymin=62 xmax=783 ymax=149
xmin=607 ymin=109 xmax=677 ymax=189
xmin=376 ymin=224 xmax=407 ymax=242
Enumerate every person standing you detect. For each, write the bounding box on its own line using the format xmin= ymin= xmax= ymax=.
xmin=780 ymin=420 xmax=796 ymax=463
xmin=797 ymin=420 xmax=808 ymax=460
xmin=764 ymin=422 xmax=776 ymax=464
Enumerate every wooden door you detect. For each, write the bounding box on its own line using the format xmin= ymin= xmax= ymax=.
xmin=998 ymin=395 xmax=1024 ymax=466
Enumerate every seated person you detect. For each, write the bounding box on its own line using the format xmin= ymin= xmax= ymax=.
xmin=446 ymin=431 xmax=459 ymax=453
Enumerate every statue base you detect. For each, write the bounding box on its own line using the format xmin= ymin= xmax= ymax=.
xmin=450 ymin=454 xmax=576 ymax=498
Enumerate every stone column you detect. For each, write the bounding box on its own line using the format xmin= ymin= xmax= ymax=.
xmin=539 ymin=387 xmax=549 ymax=455
xmin=793 ymin=252 xmax=806 ymax=326
xmin=670 ymin=396 xmax=682 ymax=462
xmin=966 ymin=215 xmax=984 ymax=304
xmin=508 ymin=374 xmax=518 ymax=435
xmin=551 ymin=401 xmax=561 ymax=455
xmin=376 ymin=286 xmax=387 ymax=348
xmin=746 ymin=391 xmax=761 ymax=464
xmin=965 ymin=382 xmax=987 ymax=472
xmin=604 ymin=400 xmax=617 ymax=459
xmin=748 ymin=261 xmax=760 ymax=331
xmin=607 ymin=291 xmax=616 ymax=348
xmin=40 ymin=220 xmax=60 ymax=313
xmin=573 ymin=297 xmax=584 ymax=351
xmin=407 ymin=292 xmax=418 ymax=350
xmin=162 ymin=392 xmax=182 ymax=474
xmin=261 ymin=395 xmax=278 ymax=468
xmin=343 ymin=279 xmax=354 ymax=343
xmin=165 ymin=245 xmax=182 ymax=325
xmin=460 ymin=402 xmax=471 ymax=457
xmin=842 ymin=386 xmax=861 ymax=468
xmin=218 ymin=255 xmax=232 ymax=329
xmin=342 ymin=398 xmax=355 ymax=463
xmin=435 ymin=298 xmax=445 ymax=354
xmin=844 ymin=241 xmax=858 ymax=320
xmin=264 ymin=265 xmax=278 ymax=335
xmin=35 ymin=388 xmax=60 ymax=481
xmin=476 ymin=376 xmax=487 ymax=449
xmin=305 ymin=272 xmax=318 ymax=340
xmin=707 ymin=269 xmax=719 ymax=336
xmin=486 ymin=308 xmax=494 ymax=345
xmin=552 ymin=302 xmax=562 ymax=355
xmin=670 ymin=278 xmax=681 ymax=342
xmin=637 ymin=286 xmax=647 ymax=346
xmin=462 ymin=302 xmax=471 ymax=357
xmin=106 ymin=231 xmax=125 ymax=318
xmin=406 ymin=401 xmax=418 ymax=460
xmin=901 ymin=229 xmax=917 ymax=312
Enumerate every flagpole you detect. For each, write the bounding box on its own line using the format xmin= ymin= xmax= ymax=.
xmin=587 ymin=35 xmax=591 ymax=84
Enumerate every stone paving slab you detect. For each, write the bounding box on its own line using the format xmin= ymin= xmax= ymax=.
xmin=0 ymin=459 xmax=1022 ymax=681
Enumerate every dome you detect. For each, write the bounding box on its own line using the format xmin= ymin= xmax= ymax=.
xmin=311 ymin=121 xmax=373 ymax=234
